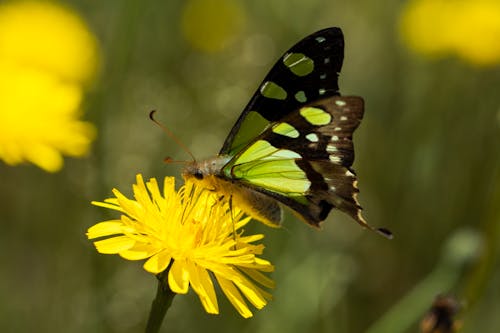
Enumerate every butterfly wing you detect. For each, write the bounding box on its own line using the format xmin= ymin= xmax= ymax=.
xmin=212 ymin=28 xmax=390 ymax=236
xmin=222 ymin=95 xmax=373 ymax=229
xmin=220 ymin=27 xmax=344 ymax=156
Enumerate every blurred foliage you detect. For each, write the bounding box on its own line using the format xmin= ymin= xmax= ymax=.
xmin=0 ymin=0 xmax=499 ymax=332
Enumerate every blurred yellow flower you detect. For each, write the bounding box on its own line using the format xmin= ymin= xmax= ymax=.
xmin=399 ymin=0 xmax=500 ymax=66
xmin=181 ymin=0 xmax=246 ymax=53
xmin=0 ymin=1 xmax=99 ymax=84
xmin=0 ymin=65 xmax=95 ymax=172
xmin=0 ymin=1 xmax=99 ymax=172
xmin=88 ymin=175 xmax=274 ymax=318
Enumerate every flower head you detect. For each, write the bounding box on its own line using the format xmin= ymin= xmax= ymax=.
xmin=399 ymin=0 xmax=500 ymax=66
xmin=0 ymin=1 xmax=99 ymax=172
xmin=87 ymin=175 xmax=274 ymax=318
xmin=0 ymin=65 xmax=95 ymax=172
xmin=0 ymin=1 xmax=99 ymax=85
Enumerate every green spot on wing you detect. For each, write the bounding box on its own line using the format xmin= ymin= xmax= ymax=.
xmin=226 ymin=140 xmax=309 ymax=194
xmin=272 ymin=122 xmax=299 ymax=138
xmin=227 ymin=111 xmax=269 ymax=155
xmin=232 ymin=140 xmax=301 ymax=166
xmin=232 ymin=159 xmax=311 ymax=194
xmin=260 ymin=81 xmax=287 ymax=100
xmin=294 ymin=90 xmax=307 ymax=102
xmin=283 ymin=53 xmax=314 ymax=76
xmin=300 ymin=107 xmax=331 ymax=125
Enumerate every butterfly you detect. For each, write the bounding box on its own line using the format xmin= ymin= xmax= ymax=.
xmin=182 ymin=27 xmax=391 ymax=238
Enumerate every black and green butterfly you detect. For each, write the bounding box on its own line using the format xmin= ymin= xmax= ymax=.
xmin=182 ymin=27 xmax=391 ymax=238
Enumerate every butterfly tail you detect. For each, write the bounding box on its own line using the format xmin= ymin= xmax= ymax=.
xmin=308 ymin=161 xmax=393 ymax=238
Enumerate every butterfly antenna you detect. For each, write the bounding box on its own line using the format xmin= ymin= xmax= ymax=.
xmin=149 ymin=110 xmax=196 ymax=162
xmin=376 ymin=227 xmax=393 ymax=240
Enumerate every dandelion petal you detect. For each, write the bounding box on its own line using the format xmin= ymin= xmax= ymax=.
xmin=168 ymin=259 xmax=190 ymax=294
xmin=94 ymin=236 xmax=135 ymax=254
xmin=143 ymin=250 xmax=172 ymax=274
xmin=216 ymin=276 xmax=253 ymax=318
xmin=187 ymin=261 xmax=219 ymax=314
xmin=87 ymin=221 xmax=124 ymax=239
xmin=120 ymin=244 xmax=159 ymax=260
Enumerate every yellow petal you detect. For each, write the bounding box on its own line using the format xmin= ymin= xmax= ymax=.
xmin=187 ymin=261 xmax=219 ymax=314
xmin=239 ymin=267 xmax=275 ymax=289
xmin=120 ymin=244 xmax=159 ymax=260
xmin=25 ymin=143 xmax=63 ymax=172
xmin=93 ymin=236 xmax=135 ymax=254
xmin=238 ymin=234 xmax=264 ymax=243
xmin=233 ymin=278 xmax=268 ymax=309
xmin=91 ymin=201 xmax=123 ymax=213
xmin=216 ymin=276 xmax=253 ymax=318
xmin=86 ymin=221 xmax=124 ymax=239
xmin=143 ymin=250 xmax=172 ymax=274
xmin=210 ymin=264 xmax=268 ymax=309
xmin=168 ymin=259 xmax=190 ymax=294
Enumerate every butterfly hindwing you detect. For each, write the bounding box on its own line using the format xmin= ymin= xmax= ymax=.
xmin=223 ymin=96 xmax=369 ymax=228
xmin=220 ymin=27 xmax=344 ymax=156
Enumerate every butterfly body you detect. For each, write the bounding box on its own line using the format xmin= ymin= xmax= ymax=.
xmin=181 ymin=28 xmax=391 ymax=237
xmin=183 ymin=156 xmax=284 ymax=227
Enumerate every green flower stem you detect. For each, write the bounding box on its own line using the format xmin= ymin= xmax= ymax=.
xmin=145 ymin=272 xmax=176 ymax=333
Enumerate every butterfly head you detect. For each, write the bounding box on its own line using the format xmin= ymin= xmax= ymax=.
xmin=182 ymin=156 xmax=231 ymax=184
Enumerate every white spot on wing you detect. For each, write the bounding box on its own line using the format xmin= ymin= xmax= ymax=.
xmin=340 ymin=116 xmax=348 ymax=121
xmin=332 ymin=136 xmax=339 ymax=141
xmin=306 ymin=133 xmax=319 ymax=142
xmin=326 ymin=144 xmax=337 ymax=152
xmin=329 ymin=155 xmax=341 ymax=163
xmin=335 ymin=100 xmax=347 ymax=106
xmin=334 ymin=127 xmax=341 ymax=131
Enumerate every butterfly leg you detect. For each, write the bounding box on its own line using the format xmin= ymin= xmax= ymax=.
xmin=228 ymin=195 xmax=237 ymax=243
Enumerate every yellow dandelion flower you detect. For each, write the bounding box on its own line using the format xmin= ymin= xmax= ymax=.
xmin=0 ymin=1 xmax=99 ymax=85
xmin=181 ymin=0 xmax=246 ymax=53
xmin=399 ymin=0 xmax=454 ymax=57
xmin=450 ymin=1 xmax=500 ymax=66
xmin=0 ymin=1 xmax=99 ymax=172
xmin=0 ymin=65 xmax=95 ymax=172
xmin=399 ymin=0 xmax=500 ymax=66
xmin=87 ymin=175 xmax=274 ymax=318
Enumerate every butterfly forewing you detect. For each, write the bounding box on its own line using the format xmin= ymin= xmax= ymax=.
xmin=220 ymin=28 xmax=344 ymax=156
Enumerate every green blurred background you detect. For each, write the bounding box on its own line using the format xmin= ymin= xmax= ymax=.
xmin=1 ymin=0 xmax=499 ymax=332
